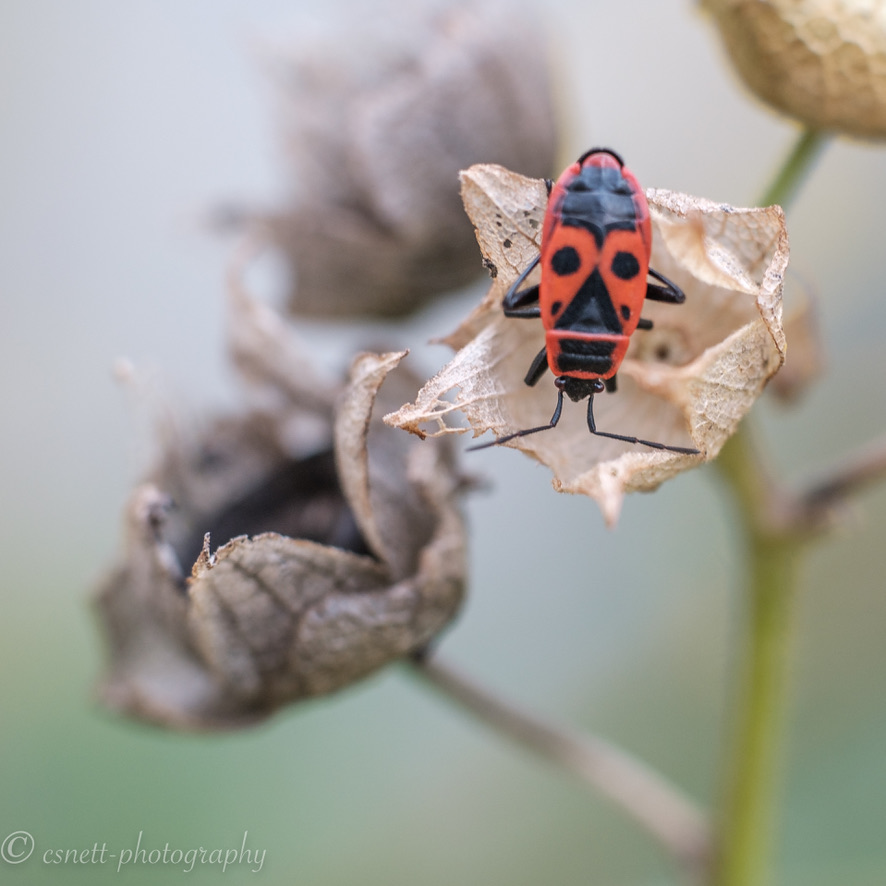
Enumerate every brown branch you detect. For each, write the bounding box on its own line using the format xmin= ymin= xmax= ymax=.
xmin=408 ymin=651 xmax=711 ymax=879
xmin=801 ymin=432 xmax=886 ymax=510
xmin=719 ymin=424 xmax=886 ymax=539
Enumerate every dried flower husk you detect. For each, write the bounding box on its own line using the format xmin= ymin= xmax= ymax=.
xmin=703 ymin=0 xmax=886 ymax=138
xmin=94 ymin=288 xmax=466 ymax=730
xmin=250 ymin=0 xmax=556 ymax=318
xmin=385 ymin=164 xmax=789 ymax=526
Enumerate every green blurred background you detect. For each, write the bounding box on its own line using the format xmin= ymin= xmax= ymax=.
xmin=2 ymin=1 xmax=885 ymax=884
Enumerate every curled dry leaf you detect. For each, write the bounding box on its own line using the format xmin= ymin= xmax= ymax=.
xmin=94 ymin=285 xmax=466 ymax=730
xmin=248 ymin=0 xmax=556 ymax=318
xmin=702 ymin=0 xmax=886 ymax=138
xmin=385 ymin=164 xmax=789 ymax=525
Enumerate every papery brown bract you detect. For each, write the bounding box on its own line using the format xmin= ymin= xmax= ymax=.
xmin=385 ymin=164 xmax=789 ymax=525
xmin=94 ymin=284 xmax=467 ymax=730
xmin=247 ymin=0 xmax=556 ymax=318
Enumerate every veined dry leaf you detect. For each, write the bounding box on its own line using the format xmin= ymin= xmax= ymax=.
xmin=95 ymin=282 xmax=467 ymax=730
xmin=703 ymin=0 xmax=886 ymax=138
xmin=385 ymin=164 xmax=789 ymax=525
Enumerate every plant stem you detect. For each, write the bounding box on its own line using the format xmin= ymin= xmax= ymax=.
xmin=757 ymin=129 xmax=828 ymax=209
xmin=718 ymin=535 xmax=800 ymax=886
xmin=712 ymin=127 xmax=828 ymax=886
xmin=803 ymin=431 xmax=886 ymax=508
xmin=714 ymin=427 xmax=802 ymax=886
xmin=408 ymin=652 xmax=711 ymax=879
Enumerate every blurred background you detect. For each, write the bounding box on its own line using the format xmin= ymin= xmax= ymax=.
xmin=2 ymin=1 xmax=885 ymax=884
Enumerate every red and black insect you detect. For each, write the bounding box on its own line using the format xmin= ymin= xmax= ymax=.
xmin=473 ymin=148 xmax=699 ymax=455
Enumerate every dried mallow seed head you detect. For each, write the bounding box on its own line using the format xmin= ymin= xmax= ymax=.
xmin=385 ymin=165 xmax=789 ymax=526
xmin=95 ymin=288 xmax=466 ymax=730
xmin=254 ymin=0 xmax=556 ymax=318
xmin=702 ymin=0 xmax=886 ymax=138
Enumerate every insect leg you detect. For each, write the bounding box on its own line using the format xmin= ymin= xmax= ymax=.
xmin=524 ymin=346 xmax=549 ymax=386
xmin=502 ymin=255 xmax=541 ymax=319
xmin=604 ymin=375 xmax=617 ymax=393
xmin=503 ymin=254 xmax=542 ymax=317
xmin=586 ymin=395 xmax=700 ymax=455
xmin=645 ymin=267 xmax=685 ymax=304
xmin=468 ymin=388 xmax=564 ymax=451
xmin=503 ymin=290 xmax=540 ymax=318
xmin=636 ymin=317 xmax=654 ymax=330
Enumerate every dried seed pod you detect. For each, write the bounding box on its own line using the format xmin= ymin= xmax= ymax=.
xmin=94 ymin=286 xmax=467 ymax=730
xmin=702 ymin=0 xmax=886 ymax=138
xmin=385 ymin=164 xmax=789 ymax=526
xmin=252 ymin=0 xmax=556 ymax=317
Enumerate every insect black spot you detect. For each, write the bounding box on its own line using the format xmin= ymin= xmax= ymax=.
xmin=503 ymin=238 xmax=512 ymax=248
xmin=620 ymin=304 xmax=631 ymax=321
xmin=550 ymin=245 xmax=580 ymax=276
xmin=612 ymin=250 xmax=640 ymax=280
xmin=551 ymin=300 xmax=562 ymax=314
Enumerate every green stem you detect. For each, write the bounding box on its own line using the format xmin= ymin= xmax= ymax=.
xmin=718 ymin=536 xmax=799 ymax=886
xmin=714 ymin=430 xmax=802 ymax=886
xmin=757 ymin=129 xmax=828 ymax=209
xmin=712 ymin=127 xmax=828 ymax=886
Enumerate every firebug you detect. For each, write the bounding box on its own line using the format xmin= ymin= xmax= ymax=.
xmin=472 ymin=148 xmax=700 ymax=455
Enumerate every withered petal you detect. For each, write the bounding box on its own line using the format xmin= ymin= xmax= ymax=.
xmin=94 ymin=486 xmax=250 ymax=730
xmin=187 ymin=533 xmax=390 ymax=706
xmin=95 ymin=336 xmax=467 ymax=729
xmin=385 ymin=164 xmax=789 ymax=525
xmin=334 ymin=350 xmax=410 ymax=570
xmin=254 ymin=0 xmax=557 ymax=318
xmin=227 ymin=244 xmax=339 ymax=423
